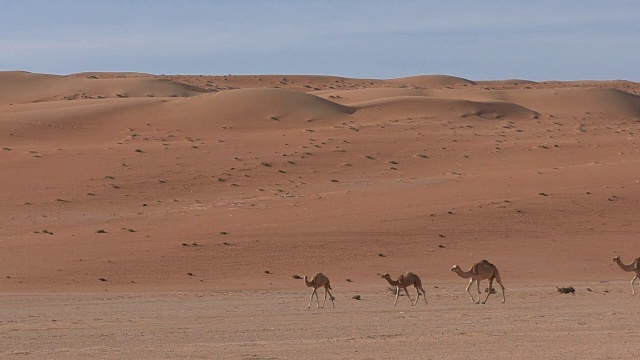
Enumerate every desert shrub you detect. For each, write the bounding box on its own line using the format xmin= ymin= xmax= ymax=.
xmin=557 ymin=286 xmax=575 ymax=294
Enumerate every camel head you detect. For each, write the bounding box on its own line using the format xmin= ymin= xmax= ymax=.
xmin=451 ymin=265 xmax=461 ymax=272
xmin=613 ymin=256 xmax=620 ymax=262
xmin=379 ymin=273 xmax=390 ymax=280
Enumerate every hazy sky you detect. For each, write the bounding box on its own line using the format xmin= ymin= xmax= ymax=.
xmin=2 ymin=1 xmax=639 ymax=80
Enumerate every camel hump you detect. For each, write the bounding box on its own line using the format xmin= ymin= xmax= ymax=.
xmin=480 ymin=259 xmax=494 ymax=266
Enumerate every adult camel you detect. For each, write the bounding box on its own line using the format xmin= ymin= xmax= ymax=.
xmin=304 ymin=272 xmax=335 ymax=309
xmin=380 ymin=272 xmax=427 ymax=306
xmin=451 ymin=260 xmax=505 ymax=304
xmin=612 ymin=256 xmax=640 ymax=295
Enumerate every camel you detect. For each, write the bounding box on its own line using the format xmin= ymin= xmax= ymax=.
xmin=380 ymin=272 xmax=427 ymax=306
xmin=303 ymin=272 xmax=335 ymax=309
xmin=612 ymin=256 xmax=640 ymax=295
xmin=451 ymin=260 xmax=505 ymax=304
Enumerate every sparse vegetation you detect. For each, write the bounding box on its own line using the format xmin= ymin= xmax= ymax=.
xmin=557 ymin=286 xmax=575 ymax=294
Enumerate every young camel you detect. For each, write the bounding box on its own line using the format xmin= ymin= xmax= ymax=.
xmin=451 ymin=260 xmax=505 ymax=304
xmin=380 ymin=272 xmax=427 ymax=306
xmin=612 ymin=256 xmax=640 ymax=295
xmin=304 ymin=272 xmax=335 ymax=309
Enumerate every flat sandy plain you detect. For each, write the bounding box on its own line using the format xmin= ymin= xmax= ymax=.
xmin=1 ymin=72 xmax=640 ymax=359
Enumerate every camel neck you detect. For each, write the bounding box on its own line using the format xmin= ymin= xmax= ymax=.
xmin=304 ymin=276 xmax=313 ymax=287
xmin=455 ymin=269 xmax=473 ymax=279
xmin=615 ymin=259 xmax=635 ymax=272
xmin=384 ymin=277 xmax=399 ymax=286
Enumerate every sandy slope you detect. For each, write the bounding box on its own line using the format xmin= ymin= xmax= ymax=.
xmin=1 ymin=71 xmax=640 ymax=358
xmin=2 ymin=71 xmax=640 ymax=291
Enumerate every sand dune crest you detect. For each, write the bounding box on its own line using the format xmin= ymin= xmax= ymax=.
xmin=385 ymin=74 xmax=476 ymax=87
xmin=352 ymin=96 xmax=538 ymax=119
xmin=169 ymin=87 xmax=354 ymax=129
xmin=0 ymin=71 xmax=207 ymax=105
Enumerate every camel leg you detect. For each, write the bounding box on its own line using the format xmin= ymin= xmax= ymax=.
xmin=322 ymin=288 xmax=327 ymax=308
xmin=326 ymin=288 xmax=335 ymax=308
xmin=394 ymin=286 xmax=400 ymax=306
xmin=315 ymin=288 xmax=321 ymax=308
xmin=497 ymin=280 xmax=506 ymax=303
xmin=308 ymin=288 xmax=317 ymax=309
xmin=494 ymin=272 xmax=506 ymax=303
xmin=483 ymin=279 xmax=494 ymax=304
xmin=631 ymin=275 xmax=638 ymax=296
xmin=476 ymin=279 xmax=482 ymax=304
xmin=405 ymin=287 xmax=414 ymax=306
xmin=415 ymin=288 xmax=427 ymax=305
xmin=465 ymin=279 xmax=476 ymax=303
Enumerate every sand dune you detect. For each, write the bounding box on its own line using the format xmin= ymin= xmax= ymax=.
xmin=429 ymin=87 xmax=640 ymax=118
xmin=0 ymin=98 xmax=166 ymax=147
xmin=316 ymin=86 xmax=640 ymax=120
xmin=1 ymin=71 xmax=640 ymax=294
xmin=313 ymin=87 xmax=432 ymax=103
xmin=384 ymin=74 xmax=476 ymax=87
xmin=351 ymin=96 xmax=538 ymax=119
xmin=168 ymin=88 xmax=354 ymax=130
xmin=0 ymin=71 xmax=207 ymax=105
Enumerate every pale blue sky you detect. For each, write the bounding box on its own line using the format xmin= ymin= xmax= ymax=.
xmin=1 ymin=1 xmax=639 ymax=80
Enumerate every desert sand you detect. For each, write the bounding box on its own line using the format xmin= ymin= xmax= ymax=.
xmin=1 ymin=71 xmax=640 ymax=359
